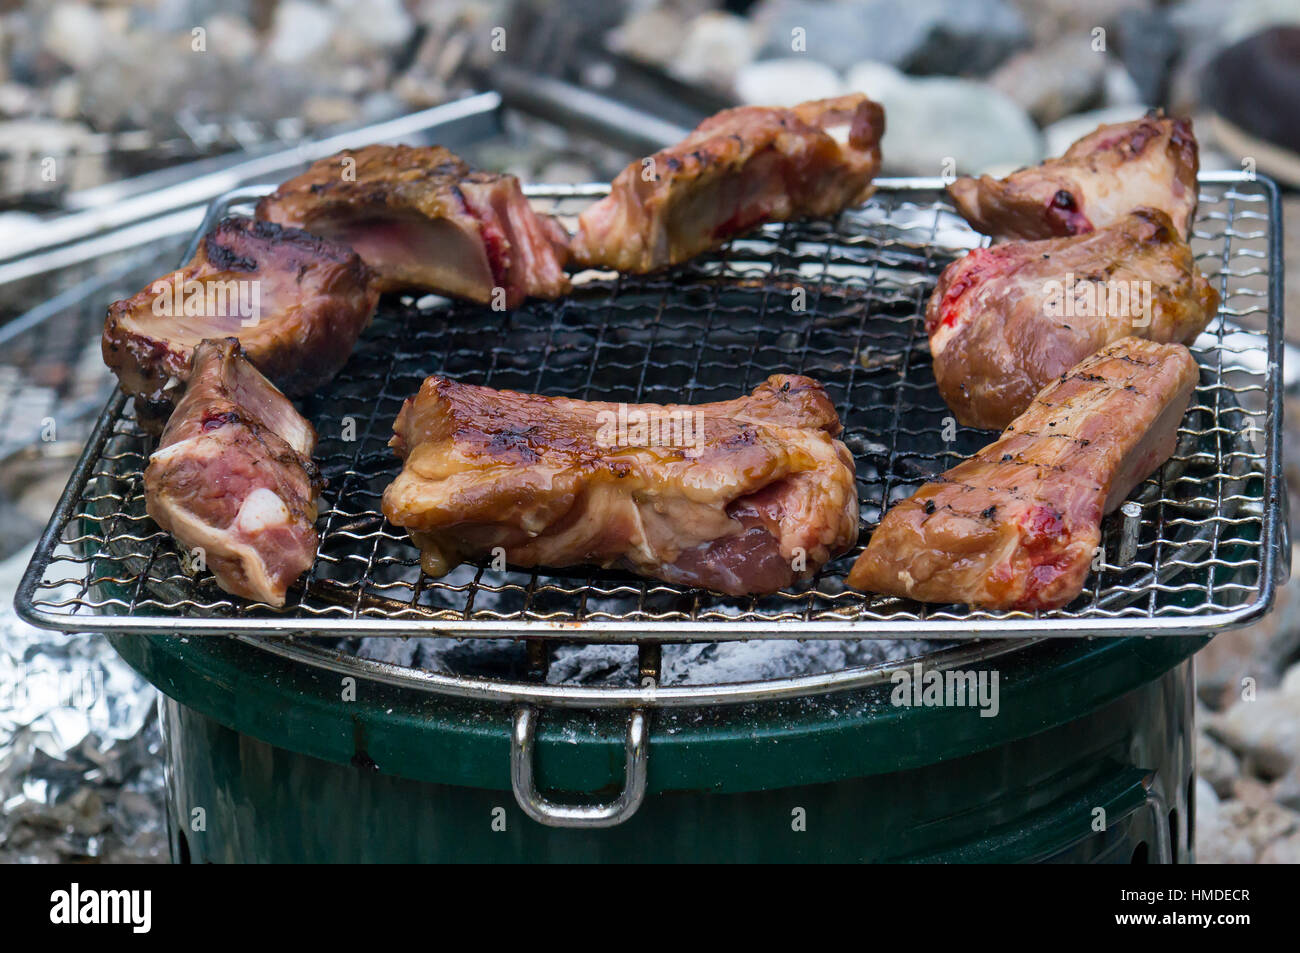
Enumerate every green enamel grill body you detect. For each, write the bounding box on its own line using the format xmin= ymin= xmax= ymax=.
xmin=112 ymin=632 xmax=1204 ymax=863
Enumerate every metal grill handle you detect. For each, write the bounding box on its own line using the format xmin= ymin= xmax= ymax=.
xmin=510 ymin=705 xmax=648 ymax=828
xmin=1275 ymin=484 xmax=1292 ymax=587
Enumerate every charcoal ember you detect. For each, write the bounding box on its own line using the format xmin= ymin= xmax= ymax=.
xmin=351 ymin=634 xmax=948 ymax=688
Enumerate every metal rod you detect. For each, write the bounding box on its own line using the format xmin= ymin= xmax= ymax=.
xmin=526 ymin=639 xmax=550 ymax=680
xmin=489 ymin=64 xmax=691 ymax=155
xmin=0 ymin=93 xmax=504 ymax=281
xmin=637 ymin=642 xmax=662 ymax=687
xmin=1119 ymin=501 xmax=1143 ymax=567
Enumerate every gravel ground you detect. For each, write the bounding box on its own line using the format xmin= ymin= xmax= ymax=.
xmin=1188 ymin=196 xmax=1300 ymax=863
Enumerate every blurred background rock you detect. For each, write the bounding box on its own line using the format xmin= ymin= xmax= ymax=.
xmin=1 ymin=0 xmax=1298 ymax=863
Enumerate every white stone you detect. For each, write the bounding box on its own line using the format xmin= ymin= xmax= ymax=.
xmin=1103 ymin=63 xmax=1143 ymax=108
xmin=337 ymin=0 xmax=414 ymax=49
xmin=48 ymin=77 xmax=81 ymax=122
xmin=0 ymin=83 xmax=38 ymax=117
xmin=844 ymin=60 xmax=909 ymax=103
xmin=1196 ymin=729 xmax=1241 ymax=797
xmin=1209 ymin=685 xmax=1300 ymax=778
xmin=1281 ymin=659 xmax=1300 ymax=696
xmin=1196 ymin=776 xmax=1220 ymax=821
xmin=607 ymin=7 xmax=687 ymax=69
xmin=735 ymin=58 xmax=843 ymax=107
xmin=43 ymin=3 xmax=115 ymax=73
xmin=845 ymin=67 xmax=1041 ymax=176
xmin=671 ymin=12 xmax=759 ymax=88
xmin=204 ymin=13 xmax=259 ymax=63
xmin=268 ymin=0 xmax=337 ymax=65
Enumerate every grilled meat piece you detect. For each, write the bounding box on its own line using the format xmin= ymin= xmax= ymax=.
xmin=382 ymin=375 xmax=859 ymax=596
xmin=927 ymin=208 xmax=1218 ymax=430
xmin=255 ymin=144 xmax=570 ymax=305
xmin=847 ymin=337 xmax=1198 ymax=610
xmin=948 ymin=114 xmax=1199 ymax=241
xmin=144 ymin=338 xmax=322 ymax=606
xmin=104 ymin=217 xmax=377 ymax=432
xmin=572 ymin=94 xmax=885 ymax=273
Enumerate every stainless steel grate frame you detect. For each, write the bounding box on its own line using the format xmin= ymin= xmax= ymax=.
xmin=15 ymin=174 xmax=1286 ymax=639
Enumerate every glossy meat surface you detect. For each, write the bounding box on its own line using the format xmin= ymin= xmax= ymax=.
xmin=103 ymin=217 xmax=376 ymax=432
xmin=256 ymin=144 xmax=570 ymax=305
xmin=847 ymin=337 xmax=1199 ymax=610
xmin=572 ymin=95 xmax=884 ymax=273
xmin=143 ymin=338 xmax=322 ymax=606
xmin=928 ymin=208 xmax=1218 ymax=429
xmin=382 ymin=375 xmax=859 ymax=596
xmin=948 ymin=114 xmax=1199 ymax=241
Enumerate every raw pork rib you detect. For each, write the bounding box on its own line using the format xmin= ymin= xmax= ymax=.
xmin=572 ymin=95 xmax=884 ymax=273
xmin=948 ymin=113 xmax=1199 ymax=241
xmin=256 ymin=144 xmax=570 ymax=305
xmin=104 ymin=217 xmax=376 ymax=432
xmin=927 ymin=208 xmax=1218 ymax=430
xmin=144 ymin=338 xmax=322 ymax=606
xmin=847 ymin=337 xmax=1199 ymax=610
xmin=382 ymin=375 xmax=859 ymax=596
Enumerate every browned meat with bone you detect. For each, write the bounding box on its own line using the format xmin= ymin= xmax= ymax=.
xmin=948 ymin=114 xmax=1199 ymax=241
xmin=144 ymin=338 xmax=322 ymax=606
xmin=927 ymin=208 xmax=1218 ymax=430
xmin=103 ymin=217 xmax=377 ymax=432
xmin=847 ymin=337 xmax=1198 ymax=610
xmin=255 ymin=144 xmax=570 ymax=305
xmin=572 ymin=95 xmax=884 ymax=273
xmin=382 ymin=375 xmax=859 ymax=596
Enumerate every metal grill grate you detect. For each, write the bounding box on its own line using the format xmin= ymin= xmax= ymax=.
xmin=15 ymin=175 xmax=1286 ymax=639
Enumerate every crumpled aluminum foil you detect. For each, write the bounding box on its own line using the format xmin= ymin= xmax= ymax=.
xmin=0 ymin=546 xmax=167 ymax=864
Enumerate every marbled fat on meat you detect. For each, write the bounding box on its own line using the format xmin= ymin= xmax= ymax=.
xmin=948 ymin=113 xmax=1199 ymax=241
xmin=848 ymin=337 xmax=1199 ymax=610
xmin=103 ymin=217 xmax=377 ymax=432
xmin=928 ymin=208 xmax=1218 ymax=430
xmin=256 ymin=144 xmax=570 ymax=306
xmin=572 ymin=95 xmax=884 ymax=273
xmin=382 ymin=375 xmax=859 ymax=596
xmin=143 ymin=338 xmax=322 ymax=606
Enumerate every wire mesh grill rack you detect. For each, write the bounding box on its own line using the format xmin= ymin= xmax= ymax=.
xmin=14 ymin=173 xmax=1287 ymax=640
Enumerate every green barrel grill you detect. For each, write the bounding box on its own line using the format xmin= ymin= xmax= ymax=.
xmin=115 ymin=631 xmax=1203 ymax=863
